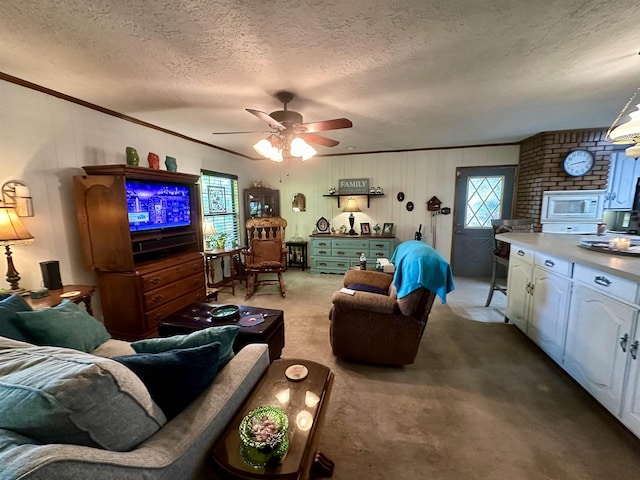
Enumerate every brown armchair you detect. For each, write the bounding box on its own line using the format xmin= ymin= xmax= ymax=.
xmin=329 ymin=269 xmax=437 ymax=366
xmin=243 ymin=217 xmax=288 ymax=299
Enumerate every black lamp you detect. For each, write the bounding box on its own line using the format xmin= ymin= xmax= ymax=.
xmin=0 ymin=206 xmax=34 ymax=292
xmin=343 ymin=198 xmax=361 ymax=236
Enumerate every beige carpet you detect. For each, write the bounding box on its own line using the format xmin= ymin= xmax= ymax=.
xmin=217 ymin=270 xmax=640 ymax=479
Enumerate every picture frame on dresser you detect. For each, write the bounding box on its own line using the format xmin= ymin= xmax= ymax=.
xmin=382 ymin=223 xmax=394 ymax=235
xmin=360 ymin=223 xmax=370 ymax=235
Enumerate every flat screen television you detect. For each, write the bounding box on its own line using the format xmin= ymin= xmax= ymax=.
xmin=125 ymin=179 xmax=192 ymax=233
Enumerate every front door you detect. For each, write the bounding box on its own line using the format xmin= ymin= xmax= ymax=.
xmin=451 ymin=166 xmax=516 ymax=276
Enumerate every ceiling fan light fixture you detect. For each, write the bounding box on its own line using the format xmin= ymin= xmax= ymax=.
xmin=607 ymin=89 xmax=640 ymax=157
xmin=253 ymin=138 xmax=283 ymax=162
xmin=290 ymin=137 xmax=317 ymax=161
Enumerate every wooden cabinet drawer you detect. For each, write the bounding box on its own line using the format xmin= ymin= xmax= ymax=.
xmin=509 ymin=244 xmax=534 ymax=264
xmin=312 ymin=247 xmax=332 ymax=257
xmin=145 ymin=288 xmax=206 ymax=333
xmin=312 ymin=257 xmax=352 ymax=271
xmin=369 ymin=239 xmax=395 ymax=252
xmin=332 ymin=248 xmax=368 ymax=259
xmin=370 ymin=249 xmax=391 ymax=258
xmin=311 ymin=238 xmax=331 ymax=249
xmin=332 ymin=239 xmax=369 ymax=249
xmin=534 ymin=252 xmax=572 ymax=277
xmin=573 ymin=264 xmax=638 ymax=304
xmin=141 ymin=257 xmax=204 ymax=291
xmin=143 ymin=272 xmax=205 ymax=310
xmin=576 ymin=266 xmax=638 ymax=304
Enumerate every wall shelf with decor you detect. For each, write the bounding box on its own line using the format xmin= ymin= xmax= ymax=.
xmin=322 ymin=193 xmax=385 ymax=208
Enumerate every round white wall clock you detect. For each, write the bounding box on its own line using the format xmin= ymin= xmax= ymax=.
xmin=562 ymin=149 xmax=595 ymax=177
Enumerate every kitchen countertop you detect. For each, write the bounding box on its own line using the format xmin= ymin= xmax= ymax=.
xmin=495 ymin=232 xmax=640 ymax=283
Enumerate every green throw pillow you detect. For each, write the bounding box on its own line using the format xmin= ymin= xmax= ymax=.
xmin=0 ymin=294 xmax=34 ymax=343
xmin=114 ymin=342 xmax=221 ymax=420
xmin=15 ymin=300 xmax=111 ymax=352
xmin=131 ymin=325 xmax=239 ymax=370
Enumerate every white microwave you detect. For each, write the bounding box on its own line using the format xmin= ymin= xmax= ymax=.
xmin=541 ymin=190 xmax=606 ymax=232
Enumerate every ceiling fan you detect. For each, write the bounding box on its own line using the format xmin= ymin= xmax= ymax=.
xmin=212 ymin=91 xmax=353 ymax=161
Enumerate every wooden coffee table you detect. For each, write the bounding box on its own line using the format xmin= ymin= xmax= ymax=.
xmin=157 ymin=303 xmax=285 ymax=362
xmin=211 ymin=358 xmax=334 ymax=479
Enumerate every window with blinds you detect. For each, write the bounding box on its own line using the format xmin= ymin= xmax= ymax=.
xmin=200 ymin=170 xmax=240 ymax=248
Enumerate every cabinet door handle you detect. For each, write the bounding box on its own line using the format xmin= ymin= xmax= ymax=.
xmin=319 ymin=250 xmax=328 ymax=254
xmin=594 ymin=276 xmax=611 ymax=287
xmin=337 ymin=263 xmax=347 ymax=267
xmin=319 ymin=262 xmax=327 ymax=266
xmin=620 ymin=333 xmax=629 ymax=352
xmin=544 ymin=259 xmax=555 ymax=267
xmin=192 ymin=264 xmax=199 ymax=271
xmin=525 ymin=282 xmax=531 ymax=295
xmin=517 ymin=250 xmax=525 ymax=256
xmin=336 ymin=251 xmax=345 ymax=255
xmin=319 ymin=242 xmax=328 ymax=246
xmin=631 ymin=340 xmax=639 ymax=360
xmin=150 ymin=276 xmax=161 ymax=285
xmin=152 ymin=294 xmax=163 ymax=303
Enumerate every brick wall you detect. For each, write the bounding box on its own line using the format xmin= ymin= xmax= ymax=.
xmin=515 ymin=128 xmax=615 ymax=224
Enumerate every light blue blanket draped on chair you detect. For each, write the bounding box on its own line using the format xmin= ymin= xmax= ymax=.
xmin=391 ymin=240 xmax=455 ymax=303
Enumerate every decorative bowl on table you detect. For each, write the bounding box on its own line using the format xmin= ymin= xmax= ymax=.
xmin=239 ymin=405 xmax=289 ymax=467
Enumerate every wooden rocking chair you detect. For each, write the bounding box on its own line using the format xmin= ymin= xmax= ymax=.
xmin=243 ymin=217 xmax=288 ymax=299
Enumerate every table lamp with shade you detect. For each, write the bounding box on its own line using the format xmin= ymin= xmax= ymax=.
xmin=343 ymin=198 xmax=361 ymax=236
xmin=203 ymin=220 xmax=217 ymax=251
xmin=0 ymin=206 xmax=34 ymax=292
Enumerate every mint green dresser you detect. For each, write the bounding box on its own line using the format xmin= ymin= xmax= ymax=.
xmin=309 ymin=235 xmax=396 ymax=274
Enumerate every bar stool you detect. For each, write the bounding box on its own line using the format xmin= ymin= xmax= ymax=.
xmin=485 ymin=218 xmax=535 ymax=308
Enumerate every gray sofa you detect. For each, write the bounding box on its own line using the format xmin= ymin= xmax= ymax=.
xmin=0 ymin=336 xmax=270 ymax=480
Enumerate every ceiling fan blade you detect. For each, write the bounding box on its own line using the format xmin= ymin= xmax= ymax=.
xmin=299 ymin=118 xmax=352 ymax=133
xmin=246 ymin=108 xmax=285 ymax=130
xmin=300 ymin=132 xmax=339 ymax=147
xmin=211 ymin=130 xmax=264 ymax=135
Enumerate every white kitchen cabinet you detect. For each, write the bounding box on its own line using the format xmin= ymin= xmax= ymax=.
xmin=622 ymin=332 xmax=640 ymax=437
xmin=604 ymin=152 xmax=640 ymax=210
xmin=505 ymin=245 xmax=533 ymax=333
xmin=505 ymin=247 xmax=572 ymax=364
xmin=527 ymin=264 xmax=571 ymax=364
xmin=564 ymin=283 xmax=637 ymax=417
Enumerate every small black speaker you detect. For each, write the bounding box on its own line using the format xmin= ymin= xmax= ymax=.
xmin=40 ymin=261 xmax=62 ymax=290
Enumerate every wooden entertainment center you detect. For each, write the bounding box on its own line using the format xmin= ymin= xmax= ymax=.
xmin=74 ymin=164 xmax=206 ymax=340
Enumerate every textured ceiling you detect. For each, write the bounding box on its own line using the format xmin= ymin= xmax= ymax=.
xmin=1 ymin=0 xmax=639 ymax=159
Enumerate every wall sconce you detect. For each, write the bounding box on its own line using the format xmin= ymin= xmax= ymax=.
xmin=1 ymin=180 xmax=34 ymax=217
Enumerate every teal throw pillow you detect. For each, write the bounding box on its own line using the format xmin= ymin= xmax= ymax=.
xmin=131 ymin=325 xmax=239 ymax=370
xmin=114 ymin=342 xmax=221 ymax=420
xmin=0 ymin=339 xmax=166 ymax=451
xmin=15 ymin=300 xmax=111 ymax=352
xmin=0 ymin=294 xmax=34 ymax=343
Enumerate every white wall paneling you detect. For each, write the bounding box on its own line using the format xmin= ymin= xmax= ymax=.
xmin=1 ymin=78 xmax=519 ymax=312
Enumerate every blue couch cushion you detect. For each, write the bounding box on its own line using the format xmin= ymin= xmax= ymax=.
xmin=0 ymin=294 xmax=34 ymax=343
xmin=14 ymin=300 xmax=111 ymax=352
xmin=0 ymin=336 xmax=166 ymax=451
xmin=346 ymin=283 xmax=389 ymax=295
xmin=131 ymin=325 xmax=239 ymax=370
xmin=114 ymin=342 xmax=221 ymax=420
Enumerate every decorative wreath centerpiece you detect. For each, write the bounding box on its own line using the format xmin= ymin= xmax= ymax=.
xmin=239 ymin=406 xmax=289 ymax=467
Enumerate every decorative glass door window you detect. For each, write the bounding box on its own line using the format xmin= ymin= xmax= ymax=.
xmin=465 ymin=176 xmax=505 ymax=228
